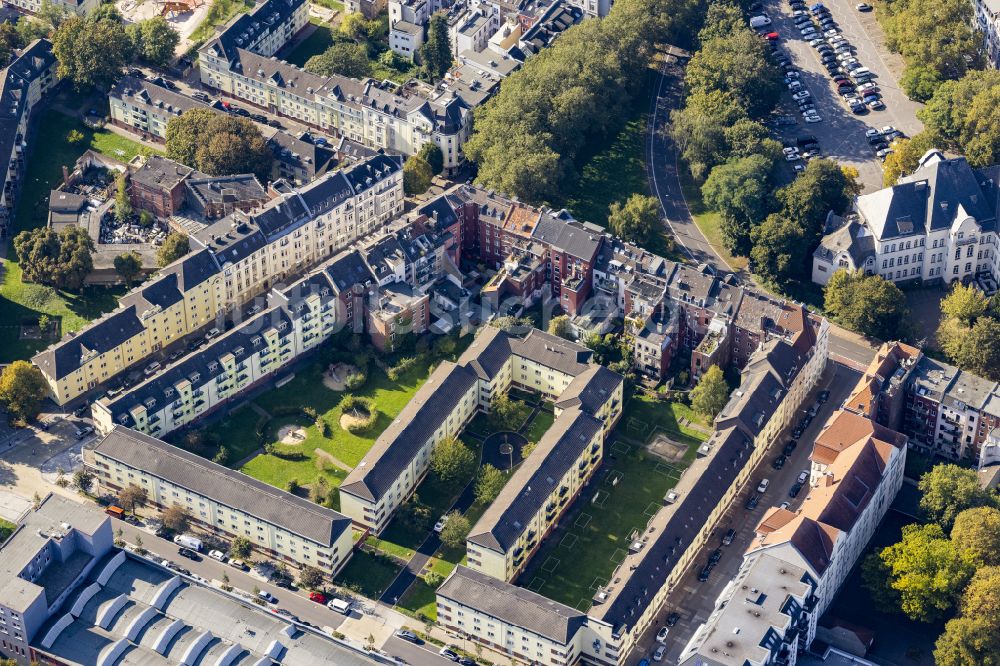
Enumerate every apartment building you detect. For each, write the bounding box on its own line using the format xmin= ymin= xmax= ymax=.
xmin=366 ymin=281 xmax=431 ymax=351
xmin=32 ymin=155 xmax=403 ymax=406
xmin=0 ymin=495 xmax=112 ymax=665
xmin=976 ymin=0 xmax=1000 ymax=69
xmin=340 ymin=327 xmax=623 ymax=533
xmin=679 ymin=553 xmax=818 ymax=666
xmin=813 ymin=150 xmax=1000 ymax=290
xmin=109 ymin=76 xmax=219 ymax=142
xmin=89 ymin=426 xmax=356 ymax=575
xmin=448 ymin=1 xmax=503 ymax=54
xmin=0 ymin=39 xmax=57 ymax=238
xmin=437 ymin=566 xmax=589 ymax=666
xmin=129 ymin=155 xmax=268 ymax=220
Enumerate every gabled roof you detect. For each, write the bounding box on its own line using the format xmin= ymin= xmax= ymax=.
xmin=93 ymin=426 xmax=351 ymax=546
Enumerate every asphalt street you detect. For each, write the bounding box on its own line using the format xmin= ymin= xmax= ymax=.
xmin=632 ymin=362 xmax=862 ymax=663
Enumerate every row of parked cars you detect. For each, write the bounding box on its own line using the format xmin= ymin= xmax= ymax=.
xmin=754 ymin=8 xmax=825 ymax=126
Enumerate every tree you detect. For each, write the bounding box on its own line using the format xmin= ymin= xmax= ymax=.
xmin=298 ymin=565 xmax=325 ymax=590
xmin=862 ymin=552 xmax=901 ymax=612
xmin=474 ymin=464 xmax=506 ymax=505
xmin=941 ymin=282 xmax=989 ymax=326
xmin=52 ymin=13 xmax=133 ymax=90
xmin=114 ymin=251 xmax=143 ymax=287
xmin=305 ymin=42 xmax=371 ymax=78
xmin=229 ymin=535 xmax=252 ymax=559
xmin=950 ymin=317 xmax=1000 ymax=381
xmin=951 ymin=506 xmax=1000 ymax=566
xmin=960 ymin=565 xmax=1000 ymax=618
xmin=339 ymin=12 xmax=368 ymax=40
xmin=690 ymin=365 xmax=728 ymax=419
xmin=882 ymin=131 xmax=941 ymax=186
xmin=156 ymin=232 xmax=189 ymax=267
xmin=919 ymin=464 xmax=996 ymax=530
xmin=749 ymin=214 xmax=805 ymax=286
xmin=165 ymin=109 xmax=272 ymax=180
xmin=775 ymin=158 xmax=854 ymax=245
xmin=702 ymin=155 xmax=774 ymax=256
xmin=0 ymin=361 xmax=48 ymax=425
xmin=133 ymin=16 xmax=179 ymax=67
xmin=118 ymin=484 xmax=148 ymax=514
xmin=403 ymin=155 xmax=433 ymax=196
xmin=900 ymin=64 xmax=943 ymax=102
xmin=37 ymin=0 xmax=70 ymax=29
xmin=430 ymin=437 xmax=476 ymax=486
xmin=66 ymin=129 xmax=84 ymax=144
xmin=669 ymin=90 xmax=748 ymax=181
xmin=419 ymin=13 xmax=452 ymax=82
xmin=823 ymin=270 xmax=909 ymax=339
xmin=934 ymin=616 xmax=1000 ymax=666
xmin=161 ymin=504 xmax=190 ymax=532
xmin=547 ymin=315 xmax=572 ymax=340
xmin=13 ymin=226 xmax=94 ymax=291
xmin=310 ymin=476 xmax=330 ymax=504
xmin=489 ymin=394 xmax=527 ymax=432
xmin=0 ymin=22 xmax=21 ymax=67
xmin=72 ymin=469 xmax=94 ymax=494
xmin=439 ymin=511 xmax=470 ymax=549
xmin=917 ymin=70 xmax=1000 ymax=167
xmin=608 ymin=194 xmax=660 ymax=248
xmin=878 ymin=522 xmax=975 ymax=622
xmin=417 ymin=143 xmax=444 ymax=175
xmin=134 ymin=534 xmax=145 ymax=555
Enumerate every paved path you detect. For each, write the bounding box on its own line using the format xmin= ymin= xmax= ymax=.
xmin=247 ymin=401 xmax=271 ymax=420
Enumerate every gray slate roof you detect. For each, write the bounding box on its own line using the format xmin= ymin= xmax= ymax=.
xmin=93 ymin=426 xmax=351 ymax=546
xmin=468 ymin=408 xmax=601 ymax=552
xmin=553 ymin=365 xmax=623 ymax=413
xmin=438 ymin=566 xmax=587 ymax=644
xmin=530 ymin=214 xmax=602 ymax=262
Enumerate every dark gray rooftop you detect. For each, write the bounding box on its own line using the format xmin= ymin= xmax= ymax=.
xmin=530 ymin=214 xmax=602 ymax=262
xmin=438 ymin=565 xmax=587 ymax=644
xmin=93 ymin=426 xmax=351 ymax=546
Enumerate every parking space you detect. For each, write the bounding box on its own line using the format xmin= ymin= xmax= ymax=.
xmin=632 ymin=362 xmax=862 ymax=664
xmin=762 ymin=0 xmax=924 ymax=192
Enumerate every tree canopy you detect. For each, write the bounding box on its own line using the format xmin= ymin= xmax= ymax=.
xmin=876 ymin=522 xmax=975 ymax=622
xmin=430 ymin=437 xmax=476 ymax=486
xmin=608 ymin=194 xmax=661 ymax=248
xmin=156 ymin=232 xmax=190 ymax=267
xmin=13 ymin=226 xmax=93 ymax=291
xmin=129 ymin=16 xmax=180 ymax=67
xmin=305 ymin=41 xmax=371 ymax=78
xmin=474 ymin=464 xmax=507 ymax=505
xmin=0 ymin=361 xmax=48 ymax=425
xmin=701 ymin=154 xmax=774 ymax=255
xmin=547 ymin=315 xmax=572 ymax=340
xmin=934 ymin=616 xmax=1000 ymax=666
xmin=918 ymin=71 xmax=1000 ymax=166
xmin=918 ymin=464 xmax=997 ymax=530
xmin=882 ymin=131 xmax=939 ymax=186
xmin=690 ymin=365 xmax=728 ymax=419
xmin=403 ymin=155 xmax=433 ymax=195
xmin=114 ymin=251 xmax=143 ymax=287
xmin=417 ymin=143 xmax=444 ymax=175
xmin=53 ymin=12 xmax=133 ymax=90
xmin=166 ymin=109 xmax=272 ymax=180
xmin=439 ymin=511 xmax=471 ymax=549
xmin=419 ymin=13 xmax=452 ymax=82
xmin=824 ymin=270 xmax=909 ymax=339
xmin=951 ymin=507 xmax=1000 ymax=567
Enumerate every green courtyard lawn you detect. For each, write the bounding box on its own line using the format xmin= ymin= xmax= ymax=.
xmin=168 ymin=404 xmax=263 ymax=464
xmin=335 ymin=548 xmax=402 ymax=599
xmin=0 ymin=518 xmax=15 ymax=542
xmin=284 ymin=19 xmax=336 ymax=67
xmin=312 ymin=0 xmax=345 ymax=10
xmin=398 ymin=578 xmax=438 ymax=620
xmin=521 ymin=440 xmax=699 ymax=609
xmin=0 ymin=110 xmax=157 ymax=363
xmin=618 ymin=393 xmax=711 ymax=452
xmin=189 ymin=0 xmax=255 ymax=46
xmin=524 ymin=406 xmax=554 ymax=443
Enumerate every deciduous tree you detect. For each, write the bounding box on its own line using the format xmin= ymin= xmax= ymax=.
xmin=162 ymin=504 xmax=190 ymax=532
xmin=114 ymin=251 xmax=142 ymax=287
xmin=13 ymin=226 xmax=94 ymax=291
xmin=439 ymin=511 xmax=470 ymax=549
xmin=298 ymin=565 xmax=325 ymax=590
xmin=52 ymin=13 xmax=133 ymax=90
xmin=474 ymin=464 xmax=506 ymax=505
xmin=702 ymin=155 xmax=773 ymax=255
xmin=919 ymin=464 xmax=997 ymax=530
xmin=941 ymin=282 xmax=989 ymax=326
xmin=0 ymin=361 xmax=48 ymax=425
xmin=156 ymin=232 xmax=189 ymax=267
xmin=417 ymin=143 xmax=444 ymax=175
xmin=166 ymin=109 xmax=272 ymax=180
xmin=960 ymin=565 xmax=1000 ymax=618
xmin=608 ymin=194 xmax=660 ymax=248
xmin=72 ymin=469 xmax=94 ymax=494
xmin=951 ymin=506 xmax=1000 ymax=566
xmin=878 ymin=523 xmax=975 ymax=622
xmin=749 ymin=214 xmax=805 ymax=286
xmin=934 ymin=616 xmax=1000 ymax=666
xmin=118 ymin=484 xmax=148 ymax=514
xmin=690 ymin=365 xmax=728 ymax=419
xmin=229 ymin=535 xmax=252 ymax=559
xmin=430 ymin=437 xmax=476 ymax=486
xmin=131 ymin=16 xmax=179 ymax=67
xmin=547 ymin=315 xmax=572 ymax=340
xmin=305 ymin=42 xmax=371 ymax=78
xmin=824 ymin=270 xmax=909 ymax=339
xmin=403 ymin=155 xmax=433 ymax=195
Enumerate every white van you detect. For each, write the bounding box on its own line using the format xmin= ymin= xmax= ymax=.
xmin=749 ymin=14 xmax=771 ymax=28
xmin=173 ymin=534 xmax=203 ymax=551
xmin=327 ymin=598 xmax=351 ymax=615
xmin=849 ymin=67 xmax=871 ymax=79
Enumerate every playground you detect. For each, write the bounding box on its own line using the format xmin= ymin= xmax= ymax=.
xmin=117 ymin=0 xmax=211 ymax=54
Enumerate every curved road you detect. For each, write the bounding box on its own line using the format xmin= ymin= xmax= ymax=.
xmin=644 ymin=56 xmax=878 ymax=368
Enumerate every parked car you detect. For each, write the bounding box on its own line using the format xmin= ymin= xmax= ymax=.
xmin=798 ymin=470 xmax=810 ymax=485
xmin=439 ymin=646 xmax=460 ymax=661
xmin=722 ymin=528 xmax=737 ymax=546
xmin=709 ymin=548 xmax=723 ymax=564
xmin=857 ymin=2 xmax=872 ymax=10
xmin=396 ymin=630 xmax=420 ymax=643
xmin=666 ymin=612 xmax=681 ymax=627
xmin=772 ymin=455 xmax=787 ymax=469
xmin=789 ymin=482 xmax=803 ymax=498
xmin=309 ymin=591 xmax=328 ymax=604
xmin=780 ymin=502 xmax=791 ymax=510
xmin=656 ymin=627 xmax=669 ymax=643
xmin=783 ymin=440 xmax=798 ymax=456
xmin=745 ymin=494 xmax=761 ymax=510
xmin=698 ymin=564 xmax=715 ymax=582
xmin=229 ymin=559 xmax=248 ymax=571
xmin=818 ymin=389 xmax=831 ymax=402
xmin=434 ymin=515 xmax=450 ymax=533
xmin=178 ymin=547 xmax=201 ymax=561
xmin=653 ymin=645 xmax=666 ymax=662
xmin=208 ymin=549 xmax=227 ymax=562
xmin=757 ymin=478 xmax=770 ymax=493
xmin=259 ymin=590 xmax=277 ymax=603
xmin=74 ymin=425 xmax=94 ymax=439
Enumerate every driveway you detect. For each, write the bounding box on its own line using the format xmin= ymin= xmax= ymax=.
xmin=631 ymin=363 xmax=862 ymax=663
xmin=766 ymin=0 xmax=924 ymax=192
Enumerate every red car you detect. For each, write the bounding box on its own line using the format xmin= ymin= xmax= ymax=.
xmin=309 ymin=592 xmax=328 ymax=604
xmin=764 ymin=31 xmax=779 ymax=40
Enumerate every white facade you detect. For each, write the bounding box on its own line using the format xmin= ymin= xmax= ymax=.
xmin=976 ymin=0 xmax=1000 ymax=69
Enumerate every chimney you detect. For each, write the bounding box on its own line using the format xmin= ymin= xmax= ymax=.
xmin=822 ymin=473 xmax=835 ymax=487
xmin=62 ymin=165 xmax=70 ymax=186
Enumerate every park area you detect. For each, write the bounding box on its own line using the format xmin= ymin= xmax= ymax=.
xmin=0 ymin=107 xmax=159 ymax=363
xmin=516 ymin=394 xmax=710 ymax=610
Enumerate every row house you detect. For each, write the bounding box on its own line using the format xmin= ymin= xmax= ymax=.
xmin=0 ymin=40 xmax=57 ymax=237
xmin=813 ymin=150 xmax=1000 ymax=291
xmin=109 ymin=76 xmax=220 ymax=142
xmin=33 ymin=155 xmax=403 ymax=406
xmin=89 ymin=426 xmax=355 ymax=576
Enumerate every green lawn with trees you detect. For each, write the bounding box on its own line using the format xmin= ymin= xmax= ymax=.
xmin=188 ymin=0 xmax=255 ymax=47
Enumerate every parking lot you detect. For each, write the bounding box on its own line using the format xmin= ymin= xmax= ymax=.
xmin=632 ymin=362 xmax=862 ymax=664
xmin=765 ymin=0 xmax=924 ymax=192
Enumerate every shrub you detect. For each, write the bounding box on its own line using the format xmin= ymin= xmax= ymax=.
xmin=345 ymin=371 xmax=367 ymax=391
xmin=341 ymin=395 xmax=378 ymax=433
xmin=287 ymin=478 xmax=300 ymax=493
xmin=212 ymin=446 xmax=230 ymax=465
